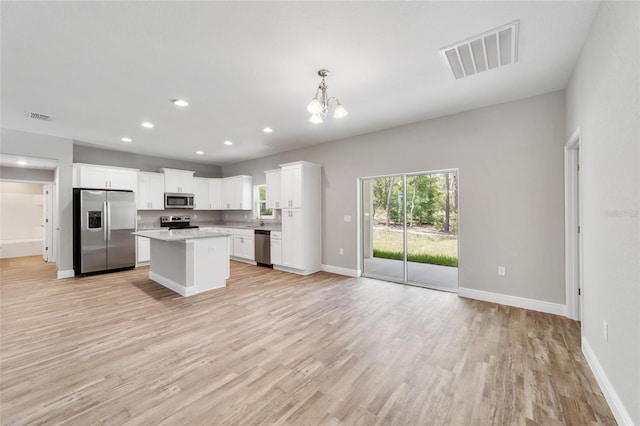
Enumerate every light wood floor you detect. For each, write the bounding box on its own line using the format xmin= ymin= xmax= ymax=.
xmin=1 ymin=256 xmax=614 ymax=425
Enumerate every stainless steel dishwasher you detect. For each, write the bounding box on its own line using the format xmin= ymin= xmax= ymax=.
xmin=254 ymin=229 xmax=272 ymax=267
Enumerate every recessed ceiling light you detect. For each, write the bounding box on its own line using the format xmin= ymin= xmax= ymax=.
xmin=121 ymin=137 xmax=132 ymax=142
xmin=224 ymin=140 xmax=233 ymax=146
xmin=17 ymin=160 xmax=27 ymax=166
xmin=196 ymin=151 xmax=204 ymax=155
xmin=172 ymin=99 xmax=189 ymax=107
xmin=141 ymin=122 xmax=154 ymax=128
xmin=263 ymin=127 xmax=273 ymax=133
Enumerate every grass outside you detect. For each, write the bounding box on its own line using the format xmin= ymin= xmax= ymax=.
xmin=372 ymin=227 xmax=458 ymax=267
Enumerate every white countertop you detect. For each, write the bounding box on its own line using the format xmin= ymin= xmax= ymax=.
xmin=133 ymin=229 xmax=230 ymax=242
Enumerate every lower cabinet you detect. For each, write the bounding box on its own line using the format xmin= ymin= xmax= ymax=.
xmin=281 ymin=209 xmax=303 ymax=269
xmin=137 ymin=236 xmax=150 ymax=263
xmin=270 ymin=231 xmax=282 ymax=265
xmin=206 ymin=227 xmax=254 ymax=261
xmin=232 ymin=233 xmax=255 ymax=261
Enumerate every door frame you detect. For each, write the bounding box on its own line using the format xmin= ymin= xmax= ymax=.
xmin=0 ymin=178 xmax=55 ymax=262
xmin=358 ymin=168 xmax=460 ymax=291
xmin=565 ymin=126 xmax=583 ymax=321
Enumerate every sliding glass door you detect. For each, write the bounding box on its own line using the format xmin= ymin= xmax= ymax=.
xmin=361 ymin=170 xmax=459 ymax=291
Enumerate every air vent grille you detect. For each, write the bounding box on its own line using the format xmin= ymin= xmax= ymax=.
xmin=440 ymin=20 xmax=519 ymax=79
xmin=26 ymin=112 xmax=51 ymax=121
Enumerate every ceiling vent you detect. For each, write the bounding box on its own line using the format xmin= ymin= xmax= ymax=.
xmin=26 ymin=112 xmax=51 ymax=121
xmin=440 ymin=20 xmax=519 ymax=79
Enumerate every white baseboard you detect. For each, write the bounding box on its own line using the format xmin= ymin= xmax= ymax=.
xmin=582 ymin=338 xmax=635 ymax=426
xmin=458 ymin=287 xmax=567 ymax=316
xmin=321 ymin=264 xmax=359 ymax=277
xmin=273 ymin=265 xmax=320 ymax=276
xmin=230 ymin=257 xmax=257 ymax=266
xmin=57 ymin=269 xmax=74 ymax=279
xmin=149 ymin=271 xmax=195 ymax=297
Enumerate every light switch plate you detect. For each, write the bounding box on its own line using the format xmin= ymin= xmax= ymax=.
xmin=344 ymin=215 xmax=351 ymax=222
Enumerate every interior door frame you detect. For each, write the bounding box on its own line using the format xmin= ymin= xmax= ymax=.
xmin=358 ymin=168 xmax=460 ymax=290
xmin=565 ymin=127 xmax=583 ymax=321
xmin=0 ymin=178 xmax=55 ymax=262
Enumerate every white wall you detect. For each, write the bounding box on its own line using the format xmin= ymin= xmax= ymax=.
xmin=0 ymin=182 xmax=44 ymax=258
xmin=565 ymin=2 xmax=640 ymax=424
xmin=223 ymin=91 xmax=566 ymax=305
xmin=0 ymin=128 xmax=73 ymax=275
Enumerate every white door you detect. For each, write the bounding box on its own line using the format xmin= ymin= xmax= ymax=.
xmin=194 ymin=178 xmax=210 ymax=210
xmin=80 ymin=166 xmax=108 ymax=189
xmin=222 ymin=178 xmax=236 ymax=209
xmin=282 ymin=209 xmax=303 ymax=269
xmin=209 ymin=179 xmax=222 ymax=209
xmin=281 ymin=165 xmax=302 ymax=208
xmin=148 ymin=173 xmax=165 ymax=209
xmin=108 ymin=169 xmax=136 ymax=191
xmin=137 ymin=173 xmax=151 ymax=210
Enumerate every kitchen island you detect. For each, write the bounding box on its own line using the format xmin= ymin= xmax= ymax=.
xmin=133 ymin=229 xmax=230 ymax=297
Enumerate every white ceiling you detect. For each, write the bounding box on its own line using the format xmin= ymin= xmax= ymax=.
xmin=1 ymin=1 xmax=599 ymax=166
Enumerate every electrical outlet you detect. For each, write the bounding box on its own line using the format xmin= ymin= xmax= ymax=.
xmin=603 ymin=321 xmax=608 ymax=341
xmin=193 ymin=214 xmax=198 ymax=219
xmin=344 ymin=215 xmax=352 ymax=222
xmin=339 ymin=248 xmax=344 ymax=255
xmin=498 ymin=266 xmax=506 ymax=276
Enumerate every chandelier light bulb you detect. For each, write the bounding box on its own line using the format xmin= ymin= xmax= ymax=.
xmin=307 ymin=98 xmax=323 ymax=114
xmin=333 ymin=102 xmax=348 ymax=119
xmin=306 ymin=69 xmax=346 ymax=123
xmin=309 ymin=113 xmax=324 ymax=124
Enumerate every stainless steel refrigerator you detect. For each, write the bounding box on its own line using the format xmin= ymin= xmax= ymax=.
xmin=73 ymin=189 xmax=136 ymax=276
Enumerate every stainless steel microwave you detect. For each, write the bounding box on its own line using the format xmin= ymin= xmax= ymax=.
xmin=164 ymin=193 xmax=194 ymax=209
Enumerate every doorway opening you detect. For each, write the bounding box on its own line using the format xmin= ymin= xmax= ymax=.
xmin=0 ymin=181 xmax=54 ymax=261
xmin=360 ymin=170 xmax=459 ymax=292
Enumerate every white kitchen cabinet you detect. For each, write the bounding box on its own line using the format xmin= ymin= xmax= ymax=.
xmin=73 ymin=163 xmax=138 ymax=191
xmin=137 ymin=172 xmax=165 ymax=210
xmin=265 ymin=169 xmax=282 ymax=209
xmin=280 ymin=163 xmax=303 ymax=208
xmin=160 ymin=168 xmax=194 ymax=193
xmin=233 ymin=234 xmax=255 ymax=261
xmin=222 ymin=175 xmax=252 ymax=210
xmin=137 ymin=236 xmax=150 ymax=263
xmin=281 ymin=209 xmax=303 ymax=269
xmin=193 ymin=177 xmax=210 ymax=210
xmin=277 ymin=161 xmax=321 ymax=275
xmin=208 ymin=178 xmax=222 ymax=210
xmin=270 ymin=231 xmax=282 ymax=266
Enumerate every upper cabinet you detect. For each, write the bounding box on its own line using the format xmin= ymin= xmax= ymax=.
xmin=73 ymin=163 xmax=138 ymax=191
xmin=209 ymin=178 xmax=222 ymax=210
xmin=193 ymin=177 xmax=210 ymax=210
xmin=160 ymin=168 xmax=194 ymax=193
xmin=265 ymin=169 xmax=282 ymax=209
xmin=222 ymin=175 xmax=252 ymax=210
xmin=280 ymin=163 xmax=304 ymax=208
xmin=137 ymin=172 xmax=165 ymax=210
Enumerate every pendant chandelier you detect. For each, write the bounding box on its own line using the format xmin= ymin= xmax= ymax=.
xmin=306 ymin=69 xmax=348 ymax=124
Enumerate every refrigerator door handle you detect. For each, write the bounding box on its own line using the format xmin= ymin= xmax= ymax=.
xmin=103 ymin=201 xmax=108 ymax=241
xmin=107 ymin=201 xmax=112 ymax=241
